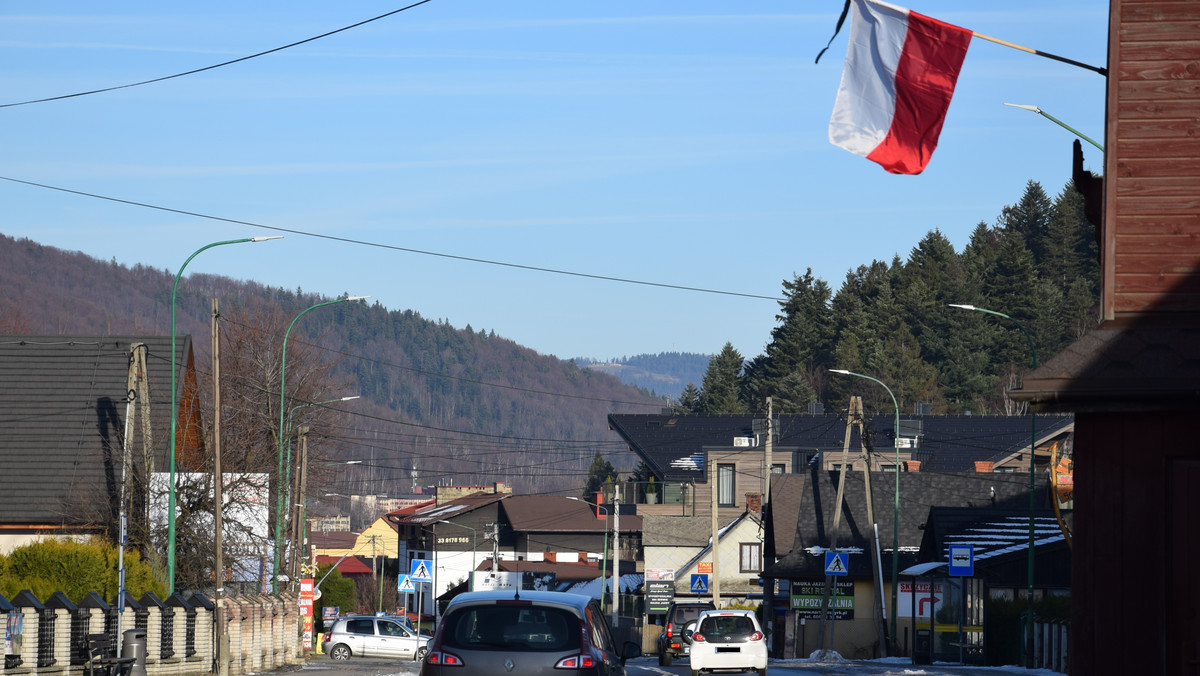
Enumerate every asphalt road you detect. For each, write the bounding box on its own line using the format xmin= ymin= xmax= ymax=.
xmin=293 ymin=654 xmax=1059 ymax=676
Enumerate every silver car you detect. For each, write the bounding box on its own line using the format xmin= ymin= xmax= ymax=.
xmin=420 ymin=590 xmax=639 ymax=676
xmin=325 ymin=615 xmax=430 ymax=661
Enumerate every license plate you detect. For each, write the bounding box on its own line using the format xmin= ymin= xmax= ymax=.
xmin=717 ymin=647 xmax=741 ymax=653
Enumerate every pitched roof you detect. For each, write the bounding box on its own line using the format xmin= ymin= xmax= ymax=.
xmin=761 ymin=469 xmax=1048 ymax=579
xmin=0 ymin=335 xmax=190 ymax=527
xmin=642 ymin=515 xmax=714 ymax=548
xmin=388 ymin=492 xmax=508 ymax=527
xmin=765 ymin=474 xmax=807 ymax=559
xmin=500 ymin=496 xmax=642 ymax=534
xmin=608 ymin=413 xmax=1074 ymax=480
xmin=316 ymin=554 xmax=373 ymax=576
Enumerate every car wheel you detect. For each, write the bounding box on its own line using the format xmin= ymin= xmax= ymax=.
xmin=415 ymin=646 xmax=428 ymax=662
xmin=328 ymin=644 xmax=352 ymax=661
xmin=690 ymin=669 xmax=702 ymax=676
xmin=660 ymin=650 xmax=673 ymax=667
xmin=756 ymin=668 xmax=768 ymax=676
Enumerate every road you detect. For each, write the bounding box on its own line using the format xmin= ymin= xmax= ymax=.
xmin=292 ymin=654 xmax=1061 ymax=676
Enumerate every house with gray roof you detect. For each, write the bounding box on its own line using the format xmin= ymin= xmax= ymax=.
xmin=0 ymin=335 xmax=197 ymax=554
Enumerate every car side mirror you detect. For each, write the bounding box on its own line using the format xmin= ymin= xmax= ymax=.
xmin=620 ymin=641 xmax=640 ymax=664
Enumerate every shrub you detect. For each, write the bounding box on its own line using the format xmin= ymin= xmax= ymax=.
xmin=0 ymin=537 xmax=165 ymax=602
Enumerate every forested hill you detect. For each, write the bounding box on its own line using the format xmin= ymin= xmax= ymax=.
xmin=575 ymin=352 xmax=711 ymax=401
xmin=0 ymin=234 xmax=662 ymax=496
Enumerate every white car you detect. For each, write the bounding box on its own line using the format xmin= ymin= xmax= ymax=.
xmin=324 ymin=615 xmax=429 ymax=661
xmin=685 ymin=609 xmax=768 ymax=676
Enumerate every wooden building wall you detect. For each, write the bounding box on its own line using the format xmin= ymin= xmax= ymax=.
xmin=1106 ymin=0 xmax=1200 ymax=316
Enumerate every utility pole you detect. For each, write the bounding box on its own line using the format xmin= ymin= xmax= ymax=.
xmin=763 ymin=397 xmax=774 ymax=653
xmin=711 ymin=455 xmax=721 ymax=607
xmin=816 ymin=397 xmax=860 ymax=652
xmin=855 ymin=407 xmax=888 ymax=655
xmin=488 ymin=523 xmax=500 ymax=573
xmin=612 ymin=487 xmax=620 ymax=627
xmin=211 ymin=300 xmax=228 ymax=676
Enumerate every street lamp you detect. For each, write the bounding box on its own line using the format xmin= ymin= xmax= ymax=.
xmin=829 ymin=369 xmax=900 ymax=653
xmin=285 ymin=396 xmax=361 ymax=536
xmin=567 ymin=497 xmax=610 ymax=613
xmin=950 ymin=303 xmax=1038 ymax=666
xmin=274 ymin=295 xmax=368 ymax=593
xmin=437 ymin=521 xmax=478 ymax=591
xmin=167 ymin=236 xmax=280 ymax=595
xmin=1002 ymin=103 xmax=1104 ymax=152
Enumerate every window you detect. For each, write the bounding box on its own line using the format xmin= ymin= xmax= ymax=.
xmin=740 ymin=543 xmax=761 ymax=573
xmin=718 ymin=464 xmax=736 ymax=507
xmin=881 ymin=464 xmax=898 ymax=473
xmin=771 ymin=463 xmax=786 ymax=475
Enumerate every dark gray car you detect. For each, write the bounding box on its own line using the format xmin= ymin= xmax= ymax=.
xmin=420 ymin=590 xmax=638 ymax=676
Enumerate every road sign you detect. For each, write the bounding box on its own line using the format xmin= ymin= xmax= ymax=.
xmin=690 ymin=574 xmax=709 ymax=594
xmin=410 ymin=559 xmax=433 ymax=582
xmin=948 ymin=545 xmax=974 ymax=576
xmin=824 ymin=551 xmax=849 ymax=576
xmin=397 ymin=575 xmax=415 ymax=593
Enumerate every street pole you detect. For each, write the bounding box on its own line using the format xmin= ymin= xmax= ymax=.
xmin=274 ymin=295 xmax=366 ymax=593
xmin=949 ymin=304 xmax=1038 ymax=666
xmin=829 ymin=370 xmax=900 ymax=652
xmin=211 ymin=299 xmax=228 ymax=676
xmin=167 ymin=236 xmax=279 ymax=594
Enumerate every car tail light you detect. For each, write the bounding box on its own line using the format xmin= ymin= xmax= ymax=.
xmin=666 ymin=621 xmax=674 ymax=638
xmin=750 ymin=631 xmax=764 ymax=641
xmin=426 ymin=651 xmax=464 ymax=667
xmin=555 ymin=655 xmax=597 ymax=669
xmin=692 ymin=633 xmax=707 ymax=642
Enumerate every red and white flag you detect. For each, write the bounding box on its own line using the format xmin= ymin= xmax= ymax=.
xmin=829 ymin=0 xmax=971 ymax=174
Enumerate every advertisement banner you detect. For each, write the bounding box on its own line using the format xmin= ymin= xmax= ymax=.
xmin=646 ymin=580 xmax=674 ymax=614
xmin=299 ymin=579 xmax=314 ymax=649
xmin=897 ymin=581 xmax=944 ymax=619
xmin=790 ymin=579 xmax=855 ymax=620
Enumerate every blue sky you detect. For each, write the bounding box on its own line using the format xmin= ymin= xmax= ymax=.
xmin=1 ymin=1 xmax=1108 ymax=361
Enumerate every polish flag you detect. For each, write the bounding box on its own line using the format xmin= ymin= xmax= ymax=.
xmin=829 ymin=0 xmax=971 ymax=174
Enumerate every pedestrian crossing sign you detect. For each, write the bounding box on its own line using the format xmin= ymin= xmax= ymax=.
xmin=824 ymin=551 xmax=849 ymax=576
xmin=397 ymin=575 xmax=415 ymax=593
xmin=690 ymin=574 xmax=709 ymax=594
xmin=410 ymin=559 xmax=433 ymax=582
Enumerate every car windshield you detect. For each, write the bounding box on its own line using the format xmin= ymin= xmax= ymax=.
xmin=441 ymin=604 xmax=581 ymax=653
xmin=699 ymin=615 xmax=755 ymax=639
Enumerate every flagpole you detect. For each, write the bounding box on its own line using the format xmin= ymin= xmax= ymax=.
xmin=971 ymin=31 xmax=1107 ymax=76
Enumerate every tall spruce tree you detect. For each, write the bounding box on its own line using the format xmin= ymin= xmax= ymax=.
xmin=698 ymin=343 xmax=747 ymax=414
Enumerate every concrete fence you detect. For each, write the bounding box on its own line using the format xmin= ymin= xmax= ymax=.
xmin=1 ymin=590 xmax=302 ymax=676
xmin=1032 ymin=617 xmax=1068 ymax=673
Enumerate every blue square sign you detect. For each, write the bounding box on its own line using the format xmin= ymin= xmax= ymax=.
xmin=948 ymin=545 xmax=974 ymax=576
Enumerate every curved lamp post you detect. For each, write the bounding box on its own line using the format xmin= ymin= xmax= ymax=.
xmin=167 ymin=235 xmax=280 ymax=595
xmin=437 ymin=520 xmax=478 ymax=591
xmin=950 ymin=303 xmax=1038 ymax=666
xmin=829 ymin=369 xmax=900 ymax=653
xmin=568 ymin=497 xmax=610 ymax=613
xmin=273 ymin=296 xmax=367 ymax=593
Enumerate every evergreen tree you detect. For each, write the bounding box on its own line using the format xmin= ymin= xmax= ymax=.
xmin=675 ymin=383 xmax=702 ymax=414
xmin=698 ymin=343 xmax=747 ymax=414
xmin=998 ymin=180 xmax=1054 ymax=265
xmin=582 ymin=451 xmax=616 ymax=500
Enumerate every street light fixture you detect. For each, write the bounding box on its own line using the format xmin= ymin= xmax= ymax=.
xmin=274 ymin=295 xmax=368 ymax=593
xmin=950 ymin=303 xmax=1039 ymax=666
xmin=829 ymin=369 xmax=901 ymax=653
xmin=567 ymin=497 xmax=610 ymax=614
xmin=1002 ymin=103 xmax=1104 ymax=152
xmin=167 ymin=235 xmax=280 ymax=595
xmin=437 ymin=521 xmax=478 ymax=591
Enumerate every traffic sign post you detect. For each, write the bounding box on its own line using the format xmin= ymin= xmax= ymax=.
xmin=948 ymin=545 xmax=974 ymax=576
xmin=690 ymin=574 xmax=709 ymax=594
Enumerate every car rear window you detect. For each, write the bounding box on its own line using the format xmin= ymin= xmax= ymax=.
xmin=441 ymin=604 xmax=581 ymax=653
xmin=674 ymin=605 xmax=712 ymax=622
xmin=699 ymin=615 xmax=756 ymax=638
xmin=345 ymin=619 xmax=375 ymax=635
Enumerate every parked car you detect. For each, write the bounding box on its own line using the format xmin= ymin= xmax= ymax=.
xmin=324 ymin=615 xmax=430 ymax=661
xmin=685 ymin=609 xmax=768 ymax=676
xmin=420 ymin=590 xmax=640 ymax=676
xmin=657 ymin=600 xmax=715 ymax=666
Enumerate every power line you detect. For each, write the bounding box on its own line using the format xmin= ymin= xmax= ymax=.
xmin=0 ymin=1 xmax=437 ymax=109
xmin=0 ymin=175 xmax=782 ymax=302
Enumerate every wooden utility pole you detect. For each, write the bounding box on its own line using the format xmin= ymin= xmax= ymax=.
xmin=816 ymin=397 xmax=861 ymax=652
xmin=854 ymin=409 xmax=888 ymax=656
xmin=711 ymin=455 xmax=721 ymax=607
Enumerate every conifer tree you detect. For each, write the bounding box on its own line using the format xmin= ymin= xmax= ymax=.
xmin=698 ymin=343 xmax=747 ymax=414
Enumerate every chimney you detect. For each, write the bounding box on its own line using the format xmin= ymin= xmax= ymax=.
xmin=593 ymin=491 xmax=605 ymax=519
xmin=494 ymin=481 xmax=509 ymax=494
xmin=745 ymin=492 xmax=762 ymax=514
xmin=905 ymin=460 xmax=922 ymax=472
xmin=974 ymin=461 xmax=994 ymax=473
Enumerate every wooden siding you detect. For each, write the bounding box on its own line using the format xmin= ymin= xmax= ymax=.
xmin=1107 ymin=0 xmax=1200 ymax=316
